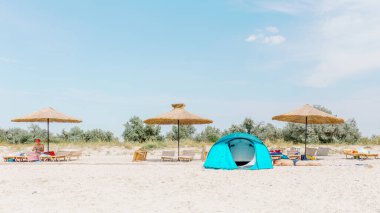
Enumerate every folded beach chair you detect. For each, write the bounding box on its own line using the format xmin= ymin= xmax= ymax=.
xmin=179 ymin=150 xmax=195 ymax=162
xmin=133 ymin=149 xmax=148 ymax=162
xmin=201 ymin=146 xmax=208 ymax=161
xmin=161 ymin=151 xmax=176 ymax=161
xmin=305 ymin=148 xmax=318 ymax=159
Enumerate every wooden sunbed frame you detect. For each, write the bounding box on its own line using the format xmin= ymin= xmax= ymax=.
xmin=271 ymin=155 xmax=282 ymax=161
xmin=3 ymin=156 xmax=28 ymax=162
xmin=361 ymin=153 xmax=379 ymax=159
xmin=39 ymin=155 xmax=54 ymax=162
xmin=52 ymin=155 xmax=69 ymax=161
xmin=178 ymin=156 xmax=192 ymax=162
xmin=161 ymin=156 xmax=176 ymax=161
xmin=40 ymin=150 xmax=77 ymax=162
xmin=4 ymin=150 xmax=82 ymax=162
xmin=161 ymin=151 xmax=176 ymax=161
xmin=345 ymin=152 xmax=378 ymax=159
xmin=68 ymin=150 xmax=82 ymax=160
xmin=271 ymin=154 xmax=301 ymax=162
xmin=288 ymin=155 xmax=302 ymax=160
xmin=178 ymin=155 xmax=193 ymax=162
xmin=179 ymin=150 xmax=195 ymax=162
xmin=39 ymin=155 xmax=68 ymax=162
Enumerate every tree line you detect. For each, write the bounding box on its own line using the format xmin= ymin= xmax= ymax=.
xmin=0 ymin=125 xmax=117 ymax=144
xmin=0 ymin=105 xmax=368 ymax=144
xmin=122 ymin=105 xmax=361 ymax=144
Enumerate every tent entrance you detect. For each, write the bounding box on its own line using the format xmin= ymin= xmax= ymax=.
xmin=228 ymin=139 xmax=255 ymax=167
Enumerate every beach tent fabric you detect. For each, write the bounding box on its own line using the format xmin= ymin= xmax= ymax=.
xmin=204 ymin=133 xmax=273 ymax=170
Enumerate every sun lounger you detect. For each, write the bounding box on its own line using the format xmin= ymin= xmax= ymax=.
xmin=179 ymin=150 xmax=195 ymax=162
xmin=288 ymin=155 xmax=301 ymax=160
xmin=289 ymin=147 xmax=301 ymax=153
xmin=287 ymin=148 xmax=300 ymax=155
xmin=161 ymin=151 xmax=176 ymax=161
xmin=67 ymin=150 xmax=82 ymax=160
xmin=133 ymin=149 xmax=148 ymax=161
xmin=50 ymin=151 xmax=71 ymax=161
xmin=40 ymin=155 xmax=54 ymax=162
xmin=271 ymin=154 xmax=301 ymax=161
xmin=3 ymin=156 xmax=28 ymax=162
xmin=3 ymin=156 xmax=15 ymax=162
xmin=344 ymin=149 xmax=360 ymax=159
xmin=38 ymin=148 xmax=82 ymax=162
xmin=360 ymin=153 xmax=379 ymax=159
xmin=38 ymin=145 xmax=59 ymax=162
xmin=51 ymin=155 xmax=68 ymax=161
xmin=270 ymin=155 xmax=282 ymax=162
xmin=286 ymin=148 xmax=301 ymax=160
xmin=270 ymin=155 xmax=282 ymax=161
xmin=343 ymin=149 xmax=379 ymax=159
xmin=317 ymin=147 xmax=330 ymax=156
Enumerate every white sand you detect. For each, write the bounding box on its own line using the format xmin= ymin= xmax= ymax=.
xmin=1 ymin=146 xmax=380 ymax=213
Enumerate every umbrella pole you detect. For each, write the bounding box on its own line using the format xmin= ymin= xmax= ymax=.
xmin=177 ymin=120 xmax=180 ymax=161
xmin=47 ymin=118 xmax=50 ymax=152
xmin=304 ymin=117 xmax=308 ymax=158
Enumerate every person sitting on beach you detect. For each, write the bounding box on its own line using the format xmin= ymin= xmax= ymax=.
xmin=273 ymin=159 xmax=321 ymax=166
xmin=32 ymin=139 xmax=44 ymax=154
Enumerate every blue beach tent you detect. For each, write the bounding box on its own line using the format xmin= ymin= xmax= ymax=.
xmin=204 ymin=133 xmax=273 ymax=170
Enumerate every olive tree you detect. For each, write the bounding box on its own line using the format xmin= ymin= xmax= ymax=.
xmin=123 ymin=116 xmax=162 ymax=143
xmin=166 ymin=125 xmax=196 ymax=141
xmin=195 ymin=126 xmax=221 ymax=142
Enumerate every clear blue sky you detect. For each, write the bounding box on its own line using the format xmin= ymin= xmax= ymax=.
xmin=1 ymin=0 xmax=379 ymax=137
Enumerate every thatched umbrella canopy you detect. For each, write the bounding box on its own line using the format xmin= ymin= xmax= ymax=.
xmin=144 ymin=103 xmax=213 ymax=160
xmin=12 ymin=107 xmax=82 ymax=151
xmin=272 ymin=104 xmax=344 ymax=158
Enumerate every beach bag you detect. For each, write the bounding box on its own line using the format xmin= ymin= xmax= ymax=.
xmin=281 ymin=155 xmax=289 ymax=159
xmin=7 ymin=158 xmax=16 ymax=162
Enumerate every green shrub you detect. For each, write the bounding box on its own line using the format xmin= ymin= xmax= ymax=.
xmin=122 ymin=116 xmax=162 ymax=143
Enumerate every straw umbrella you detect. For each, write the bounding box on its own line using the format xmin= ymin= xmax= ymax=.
xmin=12 ymin=107 xmax=82 ymax=151
xmin=144 ymin=103 xmax=213 ymax=160
xmin=272 ymin=104 xmax=344 ymax=157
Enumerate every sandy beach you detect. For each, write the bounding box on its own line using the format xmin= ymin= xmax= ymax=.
xmin=2 ymin=0 xmax=380 ymax=212
xmin=1 ymin=146 xmax=379 ymax=213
